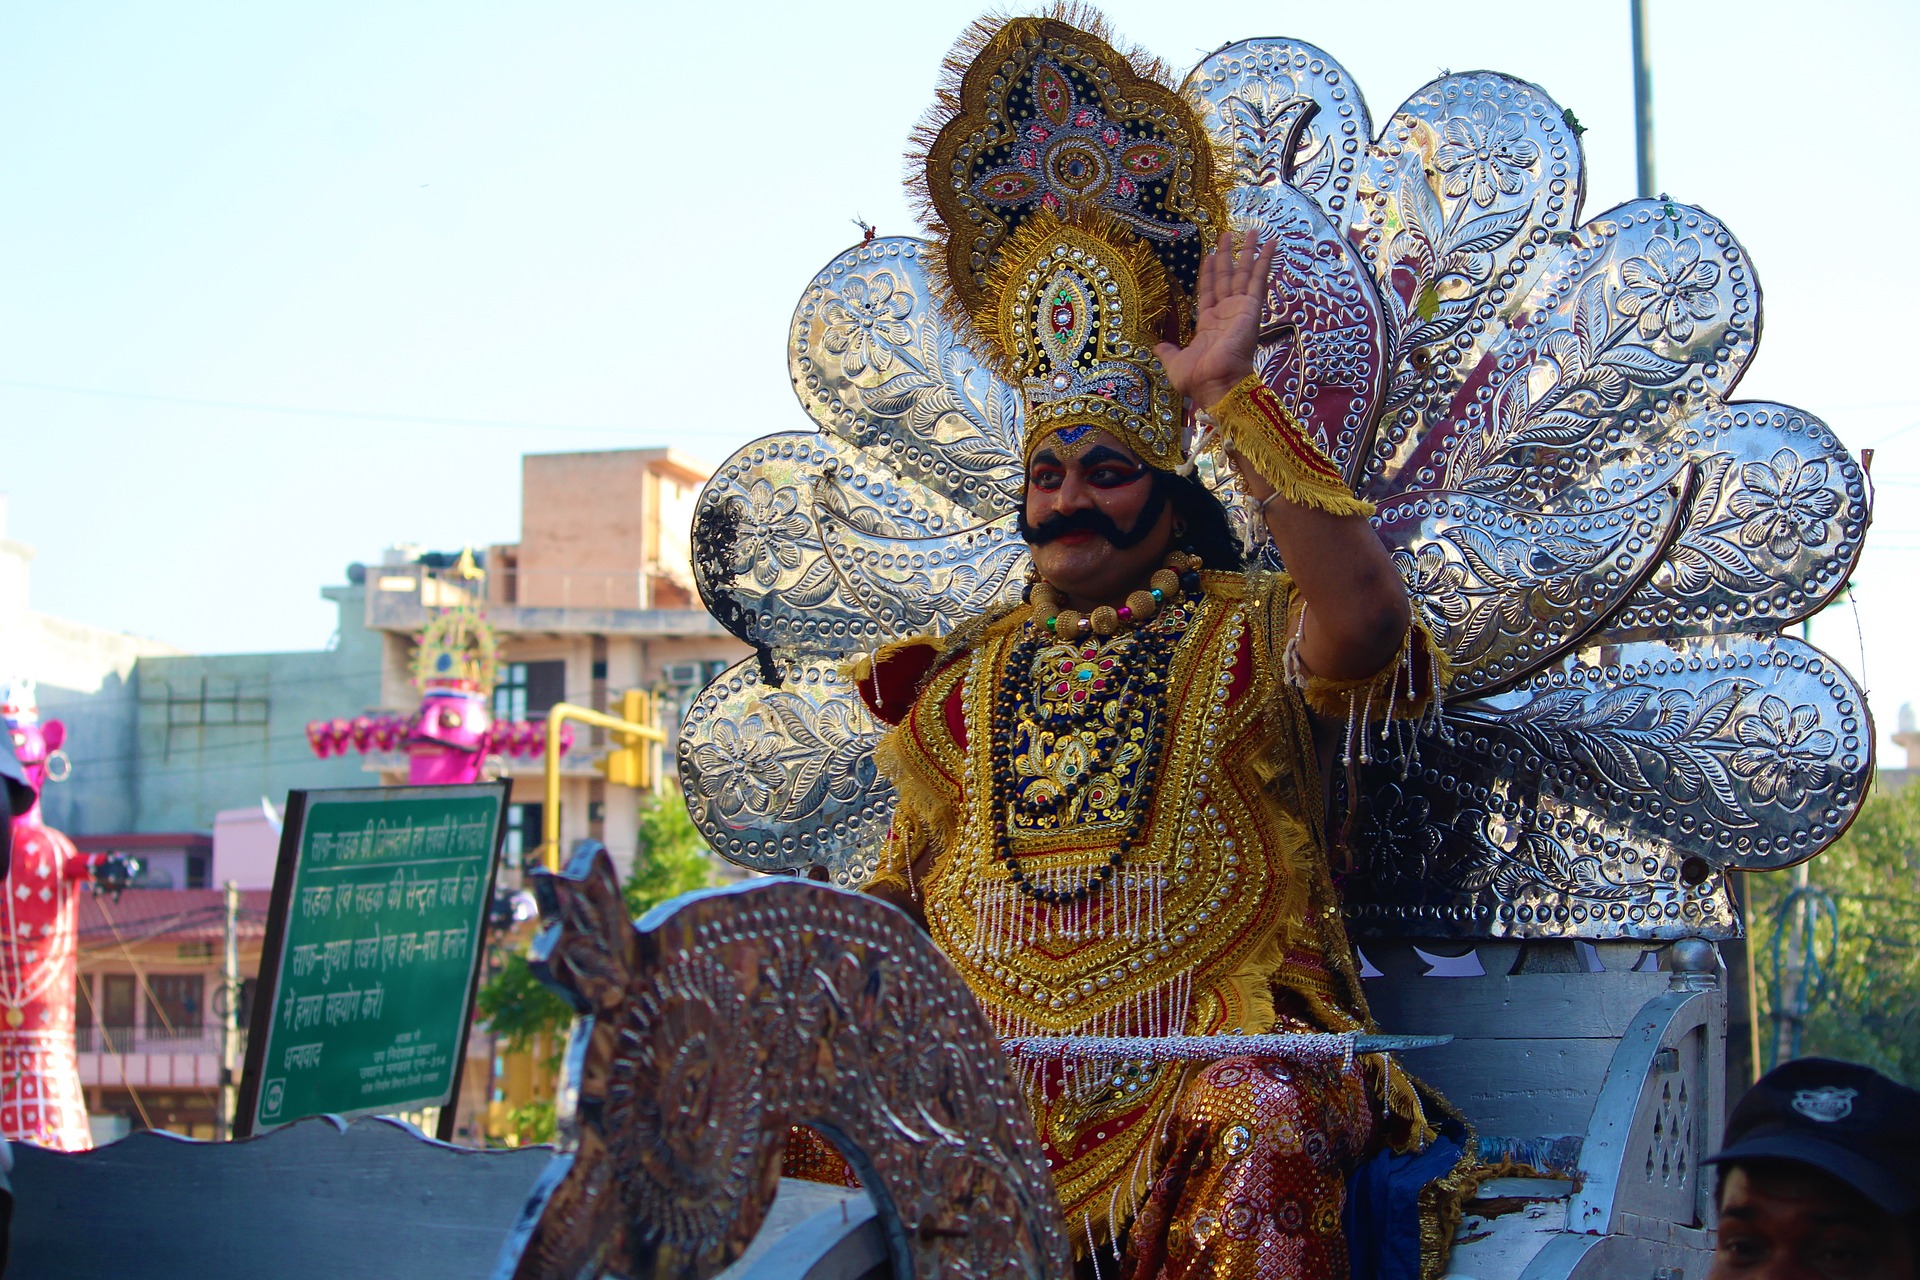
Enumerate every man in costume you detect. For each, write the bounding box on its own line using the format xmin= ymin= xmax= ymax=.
xmin=804 ymin=15 xmax=1449 ymax=1278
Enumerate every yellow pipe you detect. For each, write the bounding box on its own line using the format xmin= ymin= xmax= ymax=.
xmin=541 ymin=701 xmax=668 ymax=870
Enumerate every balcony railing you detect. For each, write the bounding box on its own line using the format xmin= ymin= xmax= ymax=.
xmin=76 ymin=1025 xmax=244 ymax=1055
xmin=365 ymin=565 xmax=726 ymax=637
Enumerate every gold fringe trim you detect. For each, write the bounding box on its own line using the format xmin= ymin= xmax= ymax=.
xmin=1411 ymin=1079 xmax=1489 ymax=1280
xmin=1209 ymin=374 xmax=1376 ymax=519
xmin=1292 ymin=622 xmax=1445 ymax=724
xmin=872 ymin=727 xmax=954 ymax=865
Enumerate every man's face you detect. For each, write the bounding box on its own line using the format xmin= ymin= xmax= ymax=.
xmin=1021 ymin=431 xmax=1175 ymax=609
xmin=1712 ymin=1164 xmax=1916 ymax=1280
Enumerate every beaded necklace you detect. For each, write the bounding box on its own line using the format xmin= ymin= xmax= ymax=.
xmin=990 ymin=557 xmax=1206 ymax=904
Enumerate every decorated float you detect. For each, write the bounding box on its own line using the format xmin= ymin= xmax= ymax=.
xmin=8 ymin=18 xmax=1875 ymax=1280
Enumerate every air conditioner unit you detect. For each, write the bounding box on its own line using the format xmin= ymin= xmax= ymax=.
xmin=662 ymin=663 xmax=704 ymax=687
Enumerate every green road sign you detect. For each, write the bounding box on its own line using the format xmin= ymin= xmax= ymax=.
xmin=237 ymin=783 xmax=507 ymax=1136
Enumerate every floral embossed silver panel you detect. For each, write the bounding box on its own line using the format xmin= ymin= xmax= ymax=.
xmin=492 ymin=847 xmax=1070 ymax=1279
xmin=680 ymin=40 xmax=1872 ymax=940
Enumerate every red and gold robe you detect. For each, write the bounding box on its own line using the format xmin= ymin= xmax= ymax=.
xmin=845 ymin=571 xmax=1439 ymax=1273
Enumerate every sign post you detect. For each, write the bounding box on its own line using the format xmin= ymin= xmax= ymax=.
xmin=236 ymin=782 xmax=507 ymax=1139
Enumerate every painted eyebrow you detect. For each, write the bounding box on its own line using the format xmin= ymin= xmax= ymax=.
xmin=1030 ymin=449 xmax=1063 ymax=468
xmin=1079 ymin=446 xmax=1144 ymax=469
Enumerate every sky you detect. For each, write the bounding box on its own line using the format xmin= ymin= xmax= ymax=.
xmin=3 ymin=1 xmax=1917 ymax=752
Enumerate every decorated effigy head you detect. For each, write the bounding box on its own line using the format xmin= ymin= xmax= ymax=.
xmin=0 ymin=680 xmax=65 ymax=793
xmin=912 ymin=11 xmax=1228 ymax=472
xmin=407 ymin=606 xmax=498 ymax=761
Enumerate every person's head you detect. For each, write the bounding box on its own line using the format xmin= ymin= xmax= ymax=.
xmin=1017 ymin=429 xmax=1240 ymax=608
xmin=1707 ymin=1058 xmax=1920 ymax=1279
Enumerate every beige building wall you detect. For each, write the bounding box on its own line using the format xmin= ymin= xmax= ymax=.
xmin=372 ymin=447 xmax=747 ymax=884
xmin=509 ymin=448 xmax=708 ymax=612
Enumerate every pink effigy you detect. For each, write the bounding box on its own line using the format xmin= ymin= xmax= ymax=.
xmin=1 ymin=683 xmax=128 ymax=1151
xmin=304 ymin=606 xmax=570 ymax=785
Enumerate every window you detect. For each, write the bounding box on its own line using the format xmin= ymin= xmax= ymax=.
xmin=494 ymin=664 xmax=527 ymax=721
xmin=101 ymin=974 xmax=136 ymax=1052
xmin=503 ymin=803 xmax=544 ymax=871
xmin=493 ymin=660 xmax=566 ymax=721
xmin=145 ymin=974 xmax=204 ymax=1039
xmin=76 ymin=975 xmax=96 ymax=1050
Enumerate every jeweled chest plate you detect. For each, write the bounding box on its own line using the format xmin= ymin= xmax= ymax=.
xmin=1008 ymin=616 xmax=1184 ymax=834
xmin=929 ymin=592 xmax=1283 ymax=1036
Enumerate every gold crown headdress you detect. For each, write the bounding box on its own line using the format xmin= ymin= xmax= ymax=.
xmin=911 ymin=10 xmax=1228 ymax=471
xmin=413 ymin=605 xmax=499 ymax=695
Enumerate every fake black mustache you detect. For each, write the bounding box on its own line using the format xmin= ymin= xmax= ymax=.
xmin=1016 ymin=478 xmax=1170 ymax=549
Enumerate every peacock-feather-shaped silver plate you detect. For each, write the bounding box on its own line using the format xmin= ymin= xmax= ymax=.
xmin=680 ymin=40 xmax=1871 ymax=939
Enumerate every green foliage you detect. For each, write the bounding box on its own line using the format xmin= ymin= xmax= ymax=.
xmin=623 ymin=790 xmax=720 ymax=922
xmin=477 ymin=794 xmax=717 ymax=1064
xmin=1749 ymin=779 xmax=1920 ymax=1085
xmin=475 ymin=949 xmax=567 ymax=1063
xmin=502 ymin=1099 xmax=556 ymax=1146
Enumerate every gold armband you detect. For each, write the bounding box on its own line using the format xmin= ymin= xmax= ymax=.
xmin=1208 ymin=373 xmax=1374 ymax=518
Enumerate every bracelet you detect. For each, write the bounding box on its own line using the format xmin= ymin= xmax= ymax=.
xmin=1208 ymin=374 xmax=1374 ymax=518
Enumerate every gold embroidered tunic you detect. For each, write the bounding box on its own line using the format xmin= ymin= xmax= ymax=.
xmin=860 ymin=570 xmax=1435 ymax=1249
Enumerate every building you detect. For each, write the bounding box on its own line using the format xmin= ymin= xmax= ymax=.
xmin=0 ymin=495 xmax=186 ymax=836
xmin=49 ymin=446 xmax=745 ymax=883
xmin=50 ymin=447 xmax=747 ymax=1141
xmin=75 ymin=887 xmax=269 ymax=1144
xmin=346 ymin=448 xmax=742 ymax=882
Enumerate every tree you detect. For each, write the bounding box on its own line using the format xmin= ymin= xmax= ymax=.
xmin=476 ymin=794 xmax=717 ymax=1142
xmin=1748 ymin=779 xmax=1920 ymax=1085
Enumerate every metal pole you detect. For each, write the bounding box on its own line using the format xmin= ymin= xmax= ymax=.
xmin=1776 ymin=864 xmax=1812 ymax=1066
xmin=1630 ymin=0 xmax=1656 ymax=199
xmin=542 ymin=702 xmax=668 ymax=870
xmin=218 ymin=880 xmax=240 ymax=1140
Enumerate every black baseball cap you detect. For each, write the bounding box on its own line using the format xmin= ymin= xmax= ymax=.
xmin=1705 ymin=1057 xmax=1920 ymax=1215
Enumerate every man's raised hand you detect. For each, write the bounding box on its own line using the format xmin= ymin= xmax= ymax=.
xmin=1153 ymin=228 xmax=1277 ymax=411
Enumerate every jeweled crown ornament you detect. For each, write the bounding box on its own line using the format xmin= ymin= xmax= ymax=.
xmin=912 ymin=10 xmax=1228 ymax=470
xmin=412 ymin=604 xmax=499 ymax=694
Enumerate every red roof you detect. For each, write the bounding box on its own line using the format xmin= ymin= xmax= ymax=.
xmin=78 ymin=889 xmax=273 ymax=947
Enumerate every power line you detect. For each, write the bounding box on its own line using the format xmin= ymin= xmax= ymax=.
xmin=0 ymin=376 xmax=649 ymax=437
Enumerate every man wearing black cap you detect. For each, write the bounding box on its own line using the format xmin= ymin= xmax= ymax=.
xmin=1707 ymin=1058 xmax=1920 ymax=1278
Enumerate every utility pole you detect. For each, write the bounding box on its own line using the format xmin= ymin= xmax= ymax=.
xmin=218 ymin=880 xmax=240 ymax=1140
xmin=1773 ymin=863 xmax=1813 ymax=1067
xmin=1630 ymin=0 xmax=1656 ymax=198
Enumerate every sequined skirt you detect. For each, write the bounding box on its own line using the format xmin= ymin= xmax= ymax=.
xmin=786 ymin=1049 xmax=1372 ymax=1280
xmin=1116 ymin=1053 xmax=1372 ymax=1280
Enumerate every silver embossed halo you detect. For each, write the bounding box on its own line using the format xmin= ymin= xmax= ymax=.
xmin=681 ymin=43 xmax=1872 ymax=938
xmin=681 ymin=238 xmax=1031 ymax=884
xmin=1187 ymin=40 xmax=1871 ymax=939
